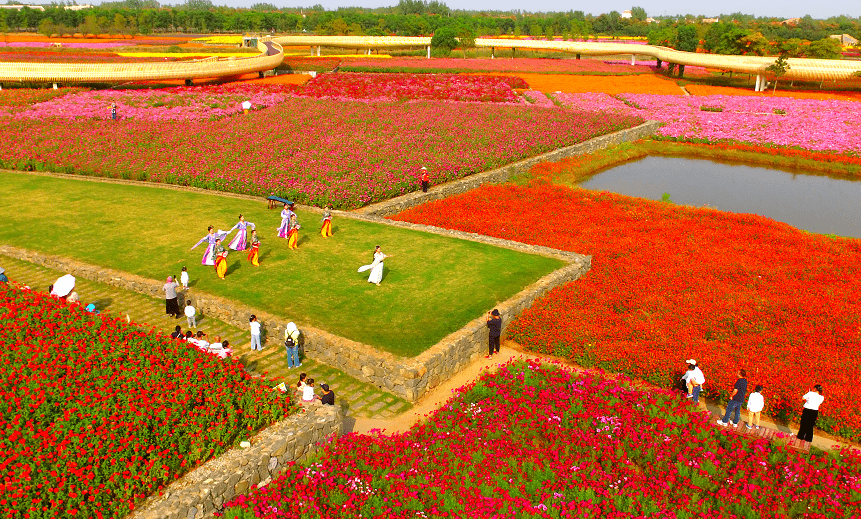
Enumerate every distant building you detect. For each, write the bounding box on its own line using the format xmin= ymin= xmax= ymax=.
xmin=829 ymin=34 xmax=858 ymax=46
xmin=779 ymin=18 xmax=801 ymax=26
xmin=645 ymin=17 xmax=657 ymax=24
xmin=702 ymin=17 xmax=719 ymax=24
xmin=621 ymin=10 xmax=632 ymax=19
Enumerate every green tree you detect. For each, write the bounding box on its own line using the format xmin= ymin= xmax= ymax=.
xmin=38 ymin=17 xmax=54 ymax=37
xmin=765 ymin=55 xmax=790 ymax=93
xmin=739 ymin=32 xmax=769 ymax=56
xmin=430 ymin=25 xmax=457 ymax=56
xmin=807 ymin=37 xmax=843 ymax=59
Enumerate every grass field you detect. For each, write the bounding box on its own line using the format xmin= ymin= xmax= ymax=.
xmin=0 ymin=171 xmax=564 ymax=356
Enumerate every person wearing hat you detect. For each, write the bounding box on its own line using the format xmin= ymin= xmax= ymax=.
xmin=0 ymin=267 xmax=8 ymax=284
xmin=320 ymin=383 xmax=335 ymax=406
xmin=420 ymin=166 xmax=430 ymax=193
xmin=681 ymin=359 xmax=706 ymax=403
xmin=486 ymin=309 xmax=502 ymax=358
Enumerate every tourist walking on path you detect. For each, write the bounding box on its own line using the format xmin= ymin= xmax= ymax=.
xmin=682 ymin=359 xmax=705 ymax=404
xmin=249 ymin=315 xmax=262 ymax=352
xmin=285 ymin=321 xmax=301 ymax=369
xmin=277 ymin=203 xmax=295 ymax=239
xmin=320 ymin=207 xmax=333 ymax=237
xmin=746 ymin=385 xmax=765 ymax=430
xmin=247 ymin=229 xmax=261 ymax=266
xmin=420 ymin=166 xmax=430 ymax=193
xmin=214 ymin=239 xmax=229 ymax=279
xmin=227 ymin=214 xmax=255 ymax=251
xmin=358 ymin=245 xmax=390 ymax=286
xmin=184 ymin=300 xmax=197 ymax=329
xmin=717 ymin=369 xmax=748 ymax=427
xmin=192 ymin=226 xmax=228 ymax=266
xmin=486 ymin=309 xmax=502 ymax=358
xmin=162 ymin=276 xmax=181 ymax=318
xmin=286 ymin=214 xmax=300 ymax=250
xmin=796 ymin=384 xmax=825 ymax=442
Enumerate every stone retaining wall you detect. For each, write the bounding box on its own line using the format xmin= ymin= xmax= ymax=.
xmin=131 ymin=404 xmax=341 ymax=519
xmin=355 ymin=120 xmax=661 ymax=217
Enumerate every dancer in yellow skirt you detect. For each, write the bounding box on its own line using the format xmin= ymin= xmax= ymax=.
xmin=247 ymin=229 xmax=260 ymax=266
xmin=320 ymin=207 xmax=333 ymax=238
xmin=214 ymin=239 xmax=229 ymax=279
xmin=287 ymin=214 xmax=300 ymax=250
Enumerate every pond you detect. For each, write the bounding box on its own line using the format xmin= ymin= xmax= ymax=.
xmin=579 ymin=156 xmax=861 ymax=239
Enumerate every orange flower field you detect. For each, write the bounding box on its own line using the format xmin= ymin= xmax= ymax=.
xmin=686 ymin=84 xmax=861 ymax=101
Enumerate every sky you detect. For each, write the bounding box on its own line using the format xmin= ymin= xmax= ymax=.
xmin=152 ymin=1 xmax=859 ymax=20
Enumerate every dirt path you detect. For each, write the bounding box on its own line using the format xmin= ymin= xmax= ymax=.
xmin=346 ymin=341 xmax=858 ymax=454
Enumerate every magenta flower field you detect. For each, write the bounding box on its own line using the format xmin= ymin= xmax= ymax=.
xmin=0 ymin=97 xmax=641 ymax=208
xmin=223 ymin=360 xmax=861 ymax=518
xmin=555 ymin=92 xmax=861 ymax=154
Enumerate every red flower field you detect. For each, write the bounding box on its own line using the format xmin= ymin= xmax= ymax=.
xmin=393 ymin=182 xmax=861 ymax=440
xmin=0 ymin=285 xmax=294 ymax=519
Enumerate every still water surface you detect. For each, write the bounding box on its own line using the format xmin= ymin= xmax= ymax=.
xmin=579 ymin=157 xmax=861 ymax=239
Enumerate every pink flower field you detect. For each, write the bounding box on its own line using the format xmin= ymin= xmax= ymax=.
xmin=554 ymin=92 xmax=861 ymax=154
xmin=0 ymin=97 xmax=642 ymax=207
xmin=223 ymin=360 xmax=861 ymax=518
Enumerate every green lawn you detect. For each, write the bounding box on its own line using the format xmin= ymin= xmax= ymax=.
xmin=0 ymin=171 xmax=564 ymax=356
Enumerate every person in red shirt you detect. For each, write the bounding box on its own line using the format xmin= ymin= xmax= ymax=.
xmin=420 ymin=166 xmax=430 ymax=193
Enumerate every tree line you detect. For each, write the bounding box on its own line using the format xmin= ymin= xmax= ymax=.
xmin=0 ymin=0 xmax=856 ymax=60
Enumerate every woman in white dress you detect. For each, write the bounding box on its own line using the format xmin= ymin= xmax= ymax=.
xmin=357 ymin=245 xmax=391 ymax=286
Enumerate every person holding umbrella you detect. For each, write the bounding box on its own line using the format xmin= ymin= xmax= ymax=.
xmin=51 ymin=274 xmax=76 ymax=301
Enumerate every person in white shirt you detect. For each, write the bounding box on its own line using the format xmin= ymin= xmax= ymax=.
xmin=301 ymin=378 xmax=317 ymax=402
xmin=193 ymin=331 xmax=209 ymax=352
xmin=184 ymin=300 xmax=196 ymax=329
xmin=796 ymin=384 xmax=825 ymax=442
xmin=746 ymin=385 xmax=765 ymax=430
xmin=681 ymin=359 xmax=705 ymax=403
xmin=249 ymin=315 xmax=262 ymax=351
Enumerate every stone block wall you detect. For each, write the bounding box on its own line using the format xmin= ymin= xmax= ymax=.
xmin=355 ymin=120 xmax=661 ymax=217
xmin=131 ymin=404 xmax=341 ymax=519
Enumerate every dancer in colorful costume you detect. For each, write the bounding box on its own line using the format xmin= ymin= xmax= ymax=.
xmin=287 ymin=214 xmax=300 ymax=250
xmin=320 ymin=207 xmax=333 ymax=238
xmin=247 ymin=229 xmax=260 ymax=266
xmin=214 ymin=239 xmax=229 ymax=279
xmin=228 ymin=214 xmax=255 ymax=251
xmin=191 ymin=226 xmax=229 ymax=266
xmin=277 ymin=202 xmax=296 ymax=238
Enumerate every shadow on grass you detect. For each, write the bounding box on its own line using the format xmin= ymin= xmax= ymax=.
xmin=91 ymin=297 xmax=113 ymax=311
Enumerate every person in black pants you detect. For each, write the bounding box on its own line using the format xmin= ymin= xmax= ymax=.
xmin=486 ymin=309 xmax=501 ymax=358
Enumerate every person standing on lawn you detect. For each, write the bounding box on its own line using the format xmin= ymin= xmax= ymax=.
xmin=796 ymin=385 xmax=825 ymax=443
xmin=227 ymin=214 xmax=255 ymax=251
xmin=486 ymin=309 xmax=502 ymax=358
xmin=277 ymin=202 xmax=295 ymax=239
xmin=214 ymin=239 xmax=229 ymax=279
xmin=717 ymin=369 xmax=748 ymax=428
xmin=320 ymin=207 xmax=333 ymax=238
xmin=247 ymin=229 xmax=261 ymax=266
xmin=357 ymin=245 xmax=390 ymax=286
xmin=184 ymin=300 xmax=196 ymax=329
xmin=286 ymin=213 xmax=300 ymax=250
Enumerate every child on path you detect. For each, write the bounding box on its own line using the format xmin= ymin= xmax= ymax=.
xmin=184 ymin=300 xmax=196 ymax=329
xmin=746 ymin=385 xmax=765 ymax=430
xmin=249 ymin=315 xmax=262 ymax=351
xmin=180 ymin=266 xmax=189 ymax=290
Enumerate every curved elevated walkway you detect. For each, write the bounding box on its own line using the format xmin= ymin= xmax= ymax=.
xmin=0 ymin=40 xmax=284 ymax=83
xmin=0 ymin=34 xmax=857 ymax=84
xmin=273 ymin=35 xmax=861 ymax=82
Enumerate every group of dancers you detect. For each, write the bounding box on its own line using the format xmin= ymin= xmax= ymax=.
xmin=191 ymin=214 xmax=260 ymax=280
xmin=190 ymin=203 xmax=334 ymax=280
